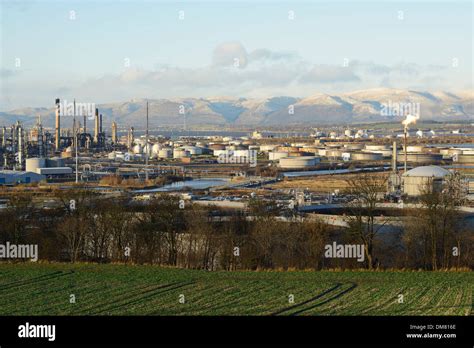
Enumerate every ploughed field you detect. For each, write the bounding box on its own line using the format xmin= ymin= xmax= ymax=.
xmin=0 ymin=264 xmax=472 ymax=316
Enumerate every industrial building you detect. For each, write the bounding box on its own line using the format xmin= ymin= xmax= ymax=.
xmin=25 ymin=157 xmax=73 ymax=176
xmin=0 ymin=171 xmax=45 ymax=185
xmin=402 ymin=166 xmax=451 ymax=196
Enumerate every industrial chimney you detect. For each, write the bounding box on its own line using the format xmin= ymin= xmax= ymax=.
xmin=112 ymin=121 xmax=117 ymax=144
xmin=392 ymin=141 xmax=397 ymax=173
xmin=55 ymin=98 xmax=61 ymax=150
xmin=1 ymin=126 xmax=6 ymax=148
xmin=94 ymin=108 xmax=99 ymax=144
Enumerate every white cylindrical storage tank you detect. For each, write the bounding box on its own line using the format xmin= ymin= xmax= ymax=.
xmin=326 ymin=149 xmax=343 ymax=158
xmin=406 ymin=145 xmax=425 ymax=153
xmin=182 ymin=146 xmax=203 ymax=155
xmin=457 ymin=154 xmax=474 ymax=163
xmin=133 ymin=144 xmax=142 ymax=154
xmin=350 ymin=152 xmax=383 ymax=161
xmin=173 ymin=148 xmax=190 ymax=159
xmin=158 ymin=148 xmax=173 ymax=159
xmin=365 ymin=149 xmax=392 ymax=157
xmin=406 ymin=153 xmax=443 ymax=164
xmin=279 ymin=156 xmax=320 ymax=169
xmin=152 ymin=143 xmax=161 ymax=155
xmin=344 ymin=143 xmax=365 ymax=150
xmin=26 ymin=158 xmax=46 ymax=172
xmin=143 ymin=144 xmax=152 ymax=156
xmin=135 ymin=138 xmax=145 ymax=146
xmin=365 ymin=144 xmax=389 ymax=151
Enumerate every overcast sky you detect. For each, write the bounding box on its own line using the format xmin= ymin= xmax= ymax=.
xmin=1 ymin=0 xmax=472 ymax=110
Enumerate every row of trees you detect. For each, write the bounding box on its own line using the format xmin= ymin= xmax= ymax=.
xmin=0 ymin=192 xmax=333 ymax=270
xmin=0 ymin=172 xmax=471 ymax=270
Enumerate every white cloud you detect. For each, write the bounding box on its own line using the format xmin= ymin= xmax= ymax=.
xmin=1 ymin=42 xmax=471 ymax=109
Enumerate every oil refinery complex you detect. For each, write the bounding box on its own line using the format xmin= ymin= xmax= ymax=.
xmin=0 ymin=98 xmax=473 ymax=210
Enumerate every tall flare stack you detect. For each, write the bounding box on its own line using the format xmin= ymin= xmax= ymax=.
xmin=94 ymin=108 xmax=99 ymax=144
xmin=55 ymin=98 xmax=61 ymax=150
xmin=392 ymin=141 xmax=397 ymax=173
xmin=1 ymin=126 xmax=6 ymax=149
xmin=112 ymin=121 xmax=117 ymax=144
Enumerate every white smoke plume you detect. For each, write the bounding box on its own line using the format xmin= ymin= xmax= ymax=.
xmin=402 ymin=114 xmax=420 ymax=128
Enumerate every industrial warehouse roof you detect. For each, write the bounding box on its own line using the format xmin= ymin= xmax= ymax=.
xmin=403 ymin=166 xmax=450 ymax=177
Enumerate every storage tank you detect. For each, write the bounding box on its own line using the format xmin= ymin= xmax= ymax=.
xmin=26 ymin=158 xmax=46 ymax=172
xmin=158 ymin=148 xmax=173 ymax=159
xmin=406 ymin=153 xmax=443 ymax=164
xmin=133 ymin=144 xmax=142 ymax=154
xmin=365 ymin=144 xmax=389 ymax=151
xmin=209 ymin=144 xmax=226 ymax=151
xmin=350 ymin=152 xmax=383 ymax=161
xmin=151 ymin=143 xmax=161 ymax=155
xmin=402 ymin=166 xmax=451 ymax=196
xmin=406 ymin=145 xmax=425 ymax=153
xmin=182 ymin=146 xmax=203 ymax=155
xmin=288 ymin=152 xmax=305 ymax=157
xmin=343 ymin=143 xmax=365 ymax=150
xmin=173 ymin=148 xmax=190 ymax=159
xmin=325 ymin=149 xmax=343 ymax=158
xmin=456 ymin=154 xmax=474 ymax=164
xmin=365 ymin=149 xmax=392 ymax=157
xmin=279 ymin=156 xmax=320 ymax=169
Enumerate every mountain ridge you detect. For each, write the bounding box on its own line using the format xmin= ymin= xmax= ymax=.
xmin=1 ymin=88 xmax=472 ymax=128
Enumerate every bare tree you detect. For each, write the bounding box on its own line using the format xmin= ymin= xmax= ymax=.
xmin=415 ymin=173 xmax=467 ymax=270
xmin=344 ymin=173 xmax=388 ymax=269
